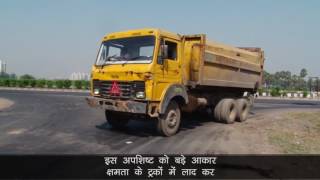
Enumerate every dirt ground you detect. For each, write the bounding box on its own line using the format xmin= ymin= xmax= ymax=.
xmin=219 ymin=109 xmax=320 ymax=154
xmin=0 ymin=98 xmax=14 ymax=110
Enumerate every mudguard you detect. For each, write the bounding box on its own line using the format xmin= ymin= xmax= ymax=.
xmin=159 ymin=84 xmax=189 ymax=114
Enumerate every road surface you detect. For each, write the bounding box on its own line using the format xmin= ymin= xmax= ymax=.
xmin=0 ymin=90 xmax=319 ymax=154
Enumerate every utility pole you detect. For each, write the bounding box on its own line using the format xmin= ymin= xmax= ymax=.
xmin=309 ymin=76 xmax=319 ymax=99
xmin=309 ymin=77 xmax=312 ymax=94
xmin=317 ymin=78 xmax=319 ymax=99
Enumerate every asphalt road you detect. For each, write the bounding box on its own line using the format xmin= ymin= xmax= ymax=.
xmin=1 ymin=90 xmax=320 ymax=154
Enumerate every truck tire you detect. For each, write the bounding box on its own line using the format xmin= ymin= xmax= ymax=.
xmin=214 ymin=98 xmax=237 ymax=124
xmin=157 ymin=101 xmax=181 ymax=137
xmin=235 ymin=98 xmax=250 ymax=122
xmin=105 ymin=110 xmax=130 ymax=129
xmin=213 ymin=99 xmax=224 ymax=122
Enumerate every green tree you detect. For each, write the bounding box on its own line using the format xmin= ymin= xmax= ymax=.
xmin=20 ymin=74 xmax=35 ymax=80
xmin=300 ymin=68 xmax=307 ymax=78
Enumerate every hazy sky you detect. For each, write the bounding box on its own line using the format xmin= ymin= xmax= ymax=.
xmin=0 ymin=0 xmax=319 ymax=79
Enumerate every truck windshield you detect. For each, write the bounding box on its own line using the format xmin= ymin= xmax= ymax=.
xmin=96 ymin=36 xmax=155 ymax=65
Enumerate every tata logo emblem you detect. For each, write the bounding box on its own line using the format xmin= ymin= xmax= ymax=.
xmin=110 ymin=81 xmax=121 ymax=96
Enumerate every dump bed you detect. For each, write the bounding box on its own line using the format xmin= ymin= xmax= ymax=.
xmin=184 ymin=35 xmax=265 ymax=90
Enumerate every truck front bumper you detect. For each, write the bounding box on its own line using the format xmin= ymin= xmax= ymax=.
xmin=85 ymin=97 xmax=147 ymax=114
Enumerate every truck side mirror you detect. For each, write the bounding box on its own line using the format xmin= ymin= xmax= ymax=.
xmin=161 ymin=44 xmax=168 ymax=60
xmin=157 ymin=39 xmax=168 ymax=65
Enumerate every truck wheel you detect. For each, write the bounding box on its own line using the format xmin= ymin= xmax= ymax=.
xmin=214 ymin=98 xmax=237 ymax=124
xmin=157 ymin=101 xmax=181 ymax=137
xmin=213 ymin=99 xmax=224 ymax=122
xmin=235 ymin=98 xmax=250 ymax=122
xmin=105 ymin=110 xmax=130 ymax=129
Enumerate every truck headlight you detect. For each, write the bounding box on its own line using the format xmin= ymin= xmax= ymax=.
xmin=136 ymin=91 xmax=145 ymax=99
xmin=93 ymin=88 xmax=100 ymax=95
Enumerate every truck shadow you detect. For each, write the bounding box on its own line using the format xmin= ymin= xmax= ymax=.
xmin=95 ymin=112 xmax=215 ymax=137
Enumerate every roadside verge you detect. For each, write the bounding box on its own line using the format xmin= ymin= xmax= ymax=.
xmin=0 ymin=87 xmax=89 ymax=93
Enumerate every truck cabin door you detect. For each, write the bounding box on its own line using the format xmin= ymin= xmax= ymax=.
xmin=162 ymin=38 xmax=181 ymax=83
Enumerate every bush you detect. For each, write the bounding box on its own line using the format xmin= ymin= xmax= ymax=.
xmin=82 ymin=80 xmax=90 ymax=89
xmin=73 ymin=80 xmax=82 ymax=89
xmin=270 ymin=87 xmax=281 ymax=97
xmin=9 ymin=79 xmax=17 ymax=87
xmin=63 ymin=80 xmax=72 ymax=89
xmin=36 ymin=79 xmax=46 ymax=88
xmin=29 ymin=79 xmax=36 ymax=87
xmin=46 ymin=80 xmax=54 ymax=88
xmin=0 ymin=79 xmax=5 ymax=86
xmin=22 ymin=79 xmax=30 ymax=87
xmin=303 ymin=91 xmax=308 ymax=98
xmin=55 ymin=80 xmax=64 ymax=89
xmin=4 ymin=79 xmax=10 ymax=87
xmin=16 ymin=80 xmax=24 ymax=87
xmin=16 ymin=79 xmax=30 ymax=88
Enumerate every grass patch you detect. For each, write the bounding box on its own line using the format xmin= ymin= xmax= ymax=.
xmin=267 ymin=111 xmax=320 ymax=154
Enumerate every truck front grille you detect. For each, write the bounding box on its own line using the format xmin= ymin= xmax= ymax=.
xmin=92 ymin=80 xmax=145 ymax=99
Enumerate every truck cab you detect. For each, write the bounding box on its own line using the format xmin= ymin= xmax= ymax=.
xmin=87 ymin=29 xmax=188 ymax=136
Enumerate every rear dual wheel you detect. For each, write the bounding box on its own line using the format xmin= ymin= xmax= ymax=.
xmin=214 ymin=98 xmax=250 ymax=123
xmin=214 ymin=98 xmax=237 ymax=124
xmin=235 ymin=98 xmax=250 ymax=122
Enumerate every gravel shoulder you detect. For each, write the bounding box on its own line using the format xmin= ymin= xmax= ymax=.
xmin=0 ymin=98 xmax=14 ymax=110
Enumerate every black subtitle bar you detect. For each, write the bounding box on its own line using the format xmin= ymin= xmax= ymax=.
xmin=0 ymin=155 xmax=319 ymax=179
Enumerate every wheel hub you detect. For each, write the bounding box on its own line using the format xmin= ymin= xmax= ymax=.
xmin=167 ymin=111 xmax=177 ymax=128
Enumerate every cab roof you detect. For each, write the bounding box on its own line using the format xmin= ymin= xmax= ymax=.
xmin=102 ymin=28 xmax=181 ymax=41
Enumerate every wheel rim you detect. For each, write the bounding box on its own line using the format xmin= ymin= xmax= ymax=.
xmin=167 ymin=110 xmax=177 ymax=128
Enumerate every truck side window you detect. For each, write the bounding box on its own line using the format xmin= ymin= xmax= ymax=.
xmin=165 ymin=41 xmax=177 ymax=60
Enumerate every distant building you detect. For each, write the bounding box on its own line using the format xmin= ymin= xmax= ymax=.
xmin=70 ymin=72 xmax=90 ymax=80
xmin=0 ymin=60 xmax=6 ymax=73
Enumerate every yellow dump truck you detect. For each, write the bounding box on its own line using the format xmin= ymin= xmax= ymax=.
xmin=86 ymin=28 xmax=265 ymax=136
